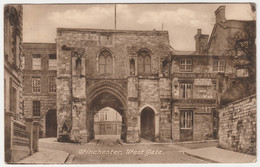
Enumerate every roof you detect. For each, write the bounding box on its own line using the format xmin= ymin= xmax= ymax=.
xmin=169 ymin=46 xmax=194 ymax=56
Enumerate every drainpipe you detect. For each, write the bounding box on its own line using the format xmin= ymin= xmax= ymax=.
xmin=169 ymin=53 xmax=173 ymax=142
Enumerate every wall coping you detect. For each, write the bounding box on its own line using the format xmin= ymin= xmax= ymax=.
xmin=219 ymin=94 xmax=256 ymax=109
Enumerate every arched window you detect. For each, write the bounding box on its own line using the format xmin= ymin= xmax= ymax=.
xmin=130 ymin=59 xmax=135 ymax=76
xmin=138 ymin=50 xmax=151 ymax=74
xmin=99 ymin=50 xmax=113 ymax=74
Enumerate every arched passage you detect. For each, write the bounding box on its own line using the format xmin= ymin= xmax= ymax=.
xmin=140 ymin=107 xmax=155 ymax=141
xmin=45 ymin=109 xmax=57 ymax=137
xmin=87 ymin=91 xmax=127 ymax=142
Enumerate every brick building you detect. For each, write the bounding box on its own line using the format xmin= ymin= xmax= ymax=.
xmin=23 ymin=43 xmax=57 ymax=138
xmin=22 ymin=5 xmax=255 ymax=143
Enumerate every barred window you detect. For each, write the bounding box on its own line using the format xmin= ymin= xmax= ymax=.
xmin=98 ymin=50 xmax=113 ymax=74
xmin=32 ymin=77 xmax=41 ymax=93
xmin=213 ymin=60 xmax=225 ymax=72
xmin=48 ymin=54 xmax=57 ymax=70
xmin=180 ymin=59 xmax=192 ymax=71
xmin=138 ymin=50 xmax=151 ymax=74
xmin=33 ymin=101 xmax=40 ymax=116
xmin=32 ymin=54 xmax=41 ymax=70
xmin=180 ymin=110 xmax=193 ymax=129
xmin=48 ymin=77 xmax=56 ymax=93
xmin=180 ymin=83 xmax=192 ymax=99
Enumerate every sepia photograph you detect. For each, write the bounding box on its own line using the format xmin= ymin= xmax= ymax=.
xmin=2 ymin=1 xmax=257 ymax=165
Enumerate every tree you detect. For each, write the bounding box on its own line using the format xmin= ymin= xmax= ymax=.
xmin=220 ymin=21 xmax=256 ymax=105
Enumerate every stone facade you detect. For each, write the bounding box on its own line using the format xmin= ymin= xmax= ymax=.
xmin=21 ymin=5 xmax=256 ymax=145
xmin=23 ymin=43 xmax=57 ymax=137
xmin=218 ymin=95 xmax=256 ymax=155
xmin=56 ymin=29 xmax=170 ymax=143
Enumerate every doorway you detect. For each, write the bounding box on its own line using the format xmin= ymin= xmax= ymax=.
xmin=140 ymin=107 xmax=155 ymax=141
xmin=45 ymin=109 xmax=57 ymax=137
xmin=180 ymin=110 xmax=193 ymax=141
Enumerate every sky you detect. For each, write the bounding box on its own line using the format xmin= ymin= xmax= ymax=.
xmin=23 ymin=3 xmax=255 ymax=51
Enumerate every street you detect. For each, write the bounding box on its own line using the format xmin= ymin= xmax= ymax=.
xmin=39 ymin=136 xmax=208 ymax=164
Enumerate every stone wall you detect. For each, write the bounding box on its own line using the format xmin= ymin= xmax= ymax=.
xmin=218 ymin=94 xmax=256 ymax=155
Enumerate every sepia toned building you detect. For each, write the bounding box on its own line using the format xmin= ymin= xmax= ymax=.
xmin=4 ymin=5 xmax=40 ymax=163
xmin=21 ymin=5 xmax=256 ymax=146
xmin=23 ymin=43 xmax=57 ymax=138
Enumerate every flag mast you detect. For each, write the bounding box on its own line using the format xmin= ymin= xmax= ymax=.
xmin=114 ymin=4 xmax=117 ymax=30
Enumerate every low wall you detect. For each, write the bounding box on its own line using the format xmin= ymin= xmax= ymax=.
xmin=218 ymin=94 xmax=256 ymax=155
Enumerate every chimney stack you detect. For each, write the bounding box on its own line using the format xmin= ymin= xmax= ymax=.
xmin=194 ymin=29 xmax=209 ymax=54
xmin=215 ymin=6 xmax=226 ymax=23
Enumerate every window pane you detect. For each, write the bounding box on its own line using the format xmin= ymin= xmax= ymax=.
xmin=32 ymin=78 xmax=41 ymax=93
xmin=145 ymin=64 xmax=151 ymax=73
xmin=33 ymin=101 xmax=40 ymax=116
xmin=33 ymin=58 xmax=41 ymax=70
xmin=99 ymin=65 xmax=105 ymax=74
xmin=144 ymin=55 xmax=151 ymax=64
xmin=138 ymin=56 xmax=144 ymax=73
xmin=106 ymin=55 xmax=113 ymax=73
xmin=99 ymin=55 xmax=105 ymax=64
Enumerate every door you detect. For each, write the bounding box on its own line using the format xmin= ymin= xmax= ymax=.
xmin=45 ymin=109 xmax=57 ymax=137
xmin=141 ymin=107 xmax=155 ymax=141
xmin=180 ymin=110 xmax=193 ymax=141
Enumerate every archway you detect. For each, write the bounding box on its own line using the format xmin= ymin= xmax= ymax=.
xmin=88 ymin=91 xmax=127 ymax=142
xmin=94 ymin=107 xmax=122 ymax=139
xmin=45 ymin=109 xmax=57 ymax=137
xmin=140 ymin=107 xmax=155 ymax=141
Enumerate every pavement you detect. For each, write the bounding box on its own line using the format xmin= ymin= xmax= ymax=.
xmin=17 ymin=147 xmax=70 ymax=164
xmin=15 ymin=137 xmax=257 ymax=164
xmin=180 ymin=147 xmax=257 ymax=163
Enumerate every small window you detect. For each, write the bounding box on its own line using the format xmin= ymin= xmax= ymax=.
xmin=33 ymin=101 xmax=40 ymax=116
xmin=213 ymin=60 xmax=225 ymax=72
xmin=180 ymin=83 xmax=192 ymax=99
xmin=32 ymin=77 xmax=41 ymax=93
xmin=48 ymin=77 xmax=56 ymax=93
xmin=236 ymin=69 xmax=249 ymax=77
xmin=32 ymin=54 xmax=41 ymax=70
xmin=180 ymin=110 xmax=193 ymax=129
xmin=180 ymin=59 xmax=192 ymax=71
xmin=130 ymin=59 xmax=135 ymax=75
xmin=49 ymin=54 xmax=57 ymax=70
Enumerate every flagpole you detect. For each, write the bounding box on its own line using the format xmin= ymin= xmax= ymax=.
xmin=114 ymin=4 xmax=117 ymax=30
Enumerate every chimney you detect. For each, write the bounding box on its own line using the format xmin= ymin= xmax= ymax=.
xmin=194 ymin=29 xmax=209 ymax=54
xmin=215 ymin=6 xmax=226 ymax=23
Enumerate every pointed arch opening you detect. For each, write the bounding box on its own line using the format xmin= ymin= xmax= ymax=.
xmin=140 ymin=107 xmax=155 ymax=141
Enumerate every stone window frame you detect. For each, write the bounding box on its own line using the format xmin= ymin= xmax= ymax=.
xmin=180 ymin=59 xmax=192 ymax=72
xmin=32 ymin=77 xmax=41 ymax=93
xmin=97 ymin=49 xmax=114 ymax=74
xmin=48 ymin=77 xmax=56 ymax=93
xmin=32 ymin=101 xmax=41 ymax=117
xmin=179 ymin=82 xmax=193 ymax=99
xmin=137 ymin=49 xmax=152 ymax=75
xmin=213 ymin=59 xmax=225 ymax=72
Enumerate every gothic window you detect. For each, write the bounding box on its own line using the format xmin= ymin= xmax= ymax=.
xmin=180 ymin=83 xmax=192 ymax=99
xmin=138 ymin=50 xmax=151 ymax=74
xmin=76 ymin=58 xmax=82 ymax=76
xmin=130 ymin=59 xmax=135 ymax=76
xmin=98 ymin=50 xmax=113 ymax=74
